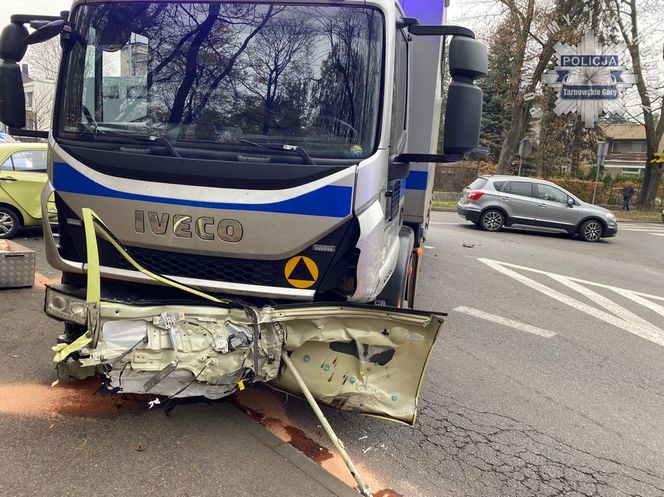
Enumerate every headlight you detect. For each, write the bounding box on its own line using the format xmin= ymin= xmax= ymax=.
xmin=45 ymin=287 xmax=88 ymax=325
xmin=606 ymin=212 xmax=616 ymax=220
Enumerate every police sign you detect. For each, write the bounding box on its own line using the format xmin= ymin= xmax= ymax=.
xmin=541 ymin=30 xmax=636 ymax=128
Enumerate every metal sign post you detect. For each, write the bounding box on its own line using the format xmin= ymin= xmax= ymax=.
xmin=518 ymin=139 xmax=532 ymax=176
xmin=592 ymin=141 xmax=609 ymax=204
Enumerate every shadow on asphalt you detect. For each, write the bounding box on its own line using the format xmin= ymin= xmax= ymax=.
xmin=454 ymin=222 xmax=610 ymax=242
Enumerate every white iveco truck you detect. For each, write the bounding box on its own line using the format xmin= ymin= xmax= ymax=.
xmin=0 ymin=0 xmax=485 ymax=454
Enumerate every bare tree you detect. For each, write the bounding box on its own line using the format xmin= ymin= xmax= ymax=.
xmin=24 ymin=37 xmax=61 ymax=81
xmin=495 ymin=0 xmax=589 ymax=174
xmin=241 ymin=16 xmax=312 ymax=133
xmin=27 ymin=87 xmax=54 ymax=131
xmin=606 ymin=0 xmax=664 ymax=210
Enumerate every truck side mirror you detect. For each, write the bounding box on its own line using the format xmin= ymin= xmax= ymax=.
xmin=25 ymin=19 xmax=66 ymax=45
xmin=0 ymin=22 xmax=29 ymax=128
xmin=443 ymin=36 xmax=488 ymax=159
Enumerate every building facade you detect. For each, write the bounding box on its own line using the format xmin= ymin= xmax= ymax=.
xmin=22 ymin=65 xmax=55 ymax=132
xmin=602 ymin=123 xmax=663 ymax=177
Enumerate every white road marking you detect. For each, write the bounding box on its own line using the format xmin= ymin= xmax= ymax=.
xmin=619 ymin=224 xmax=664 ymax=238
xmin=610 ymin=288 xmax=664 ymax=318
xmin=478 ymin=258 xmax=664 ymax=347
xmin=620 ymin=227 xmax=664 ymax=230
xmin=618 ymin=223 xmax=664 ymax=236
xmin=430 ymin=221 xmax=461 ymax=225
xmin=454 ymin=306 xmax=556 ymax=338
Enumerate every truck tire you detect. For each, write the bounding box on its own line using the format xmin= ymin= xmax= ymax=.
xmin=405 ymin=248 xmax=420 ymax=309
xmin=377 ymin=226 xmax=415 ymax=307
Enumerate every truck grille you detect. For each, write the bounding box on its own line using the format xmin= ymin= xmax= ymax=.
xmin=112 ymin=246 xmax=278 ymax=285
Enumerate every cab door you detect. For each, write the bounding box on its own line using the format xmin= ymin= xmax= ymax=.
xmin=0 ymin=149 xmax=47 ymax=220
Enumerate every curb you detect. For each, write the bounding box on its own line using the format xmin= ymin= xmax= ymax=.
xmin=616 ymin=219 xmax=664 ymax=224
xmin=215 ymin=403 xmax=360 ymax=497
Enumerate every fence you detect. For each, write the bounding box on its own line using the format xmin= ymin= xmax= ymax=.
xmin=433 ymin=163 xmax=481 ymax=192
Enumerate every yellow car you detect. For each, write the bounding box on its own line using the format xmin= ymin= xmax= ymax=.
xmin=0 ymin=142 xmax=50 ymax=239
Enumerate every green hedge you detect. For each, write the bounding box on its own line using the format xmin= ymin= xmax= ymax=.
xmin=542 ymin=178 xmax=608 ymax=203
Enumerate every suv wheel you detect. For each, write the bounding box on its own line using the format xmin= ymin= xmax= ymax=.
xmin=480 ymin=209 xmax=504 ymax=231
xmin=0 ymin=207 xmax=20 ymax=239
xmin=579 ymin=219 xmax=602 ymax=242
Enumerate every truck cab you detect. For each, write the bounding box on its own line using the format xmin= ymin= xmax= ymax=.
xmin=0 ymin=0 xmax=486 ymax=424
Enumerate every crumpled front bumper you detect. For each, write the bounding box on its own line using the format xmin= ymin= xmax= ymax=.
xmin=46 ymin=285 xmax=443 ymax=425
xmin=45 ymin=207 xmax=444 ymax=425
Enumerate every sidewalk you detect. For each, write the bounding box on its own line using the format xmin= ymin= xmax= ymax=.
xmin=0 ymin=286 xmax=359 ymax=497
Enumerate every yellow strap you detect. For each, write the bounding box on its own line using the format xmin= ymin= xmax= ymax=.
xmin=54 ymin=210 xmax=227 ymax=368
xmin=52 ymin=331 xmax=92 ymax=363
xmin=81 ymin=208 xmax=228 ymax=304
xmin=51 ymin=343 xmax=68 ymax=353
xmin=81 ymin=208 xmax=101 ymax=304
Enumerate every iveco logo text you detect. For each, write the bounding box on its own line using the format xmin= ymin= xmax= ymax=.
xmin=135 ymin=211 xmax=243 ymax=242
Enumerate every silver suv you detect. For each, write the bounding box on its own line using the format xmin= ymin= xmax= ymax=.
xmin=457 ymin=176 xmax=618 ymax=242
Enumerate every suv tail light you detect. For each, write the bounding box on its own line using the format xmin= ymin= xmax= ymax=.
xmin=467 ymin=191 xmax=484 ymax=201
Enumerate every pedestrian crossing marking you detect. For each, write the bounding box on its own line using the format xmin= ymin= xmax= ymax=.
xmin=619 ymin=223 xmax=664 ymax=238
xmin=479 ymin=258 xmax=664 ymax=348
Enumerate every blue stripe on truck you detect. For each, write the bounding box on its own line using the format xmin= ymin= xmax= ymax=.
xmin=53 ymin=162 xmax=353 ymax=218
xmin=405 ymin=170 xmax=428 ymax=191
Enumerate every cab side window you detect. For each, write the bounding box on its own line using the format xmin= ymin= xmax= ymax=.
xmin=390 ymin=28 xmax=409 ymax=153
xmin=7 ymin=151 xmax=47 ymax=171
xmin=536 ymin=184 xmax=567 ymax=204
xmin=503 ymin=181 xmax=533 ymax=197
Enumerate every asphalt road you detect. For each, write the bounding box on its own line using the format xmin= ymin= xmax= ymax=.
xmin=3 ymin=214 xmax=664 ymax=497
xmin=252 ymin=212 xmax=664 ymax=497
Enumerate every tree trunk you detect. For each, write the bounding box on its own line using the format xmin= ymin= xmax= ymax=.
xmin=497 ymin=107 xmax=526 ymax=174
xmin=569 ymin=119 xmax=584 ymax=176
xmin=637 ymin=159 xmax=663 ymax=210
xmin=610 ymin=0 xmax=664 ymax=210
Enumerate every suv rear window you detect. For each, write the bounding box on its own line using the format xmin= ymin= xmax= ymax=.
xmin=503 ymin=181 xmax=533 ymax=197
xmin=467 ymin=178 xmax=488 ymax=190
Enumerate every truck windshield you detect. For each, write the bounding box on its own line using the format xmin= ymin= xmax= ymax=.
xmin=58 ymin=2 xmax=384 ymax=160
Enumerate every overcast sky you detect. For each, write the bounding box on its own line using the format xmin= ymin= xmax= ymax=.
xmin=2 ymin=0 xmax=477 ymax=30
xmin=0 ymin=0 xmax=72 ymax=30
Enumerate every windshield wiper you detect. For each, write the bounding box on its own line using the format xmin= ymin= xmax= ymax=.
xmin=76 ymin=115 xmax=182 ymax=157
xmin=80 ymin=126 xmax=181 ymax=158
xmin=238 ymin=139 xmax=316 ymax=165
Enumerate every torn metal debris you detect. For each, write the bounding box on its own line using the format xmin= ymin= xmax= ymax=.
xmin=45 ymin=208 xmax=445 ymax=494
